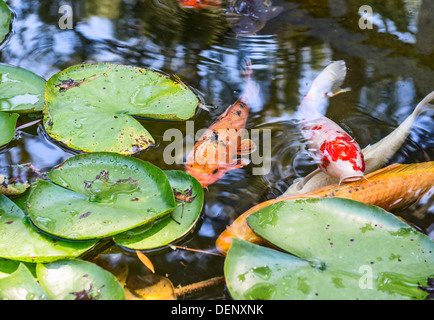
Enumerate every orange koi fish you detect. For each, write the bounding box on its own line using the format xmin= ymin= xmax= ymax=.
xmin=178 ymin=0 xmax=222 ymax=9
xmin=299 ymin=61 xmax=365 ymax=184
xmin=216 ymin=161 xmax=434 ymax=254
xmin=185 ymin=66 xmax=258 ymax=187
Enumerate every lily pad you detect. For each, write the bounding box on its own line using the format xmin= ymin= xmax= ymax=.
xmin=0 ymin=64 xmax=47 ymax=146
xmin=0 ymin=64 xmax=46 ymax=113
xmin=114 ymin=170 xmax=204 ymax=250
xmin=0 ymin=111 xmax=18 ymax=146
xmin=0 ymin=194 xmax=98 ymax=263
xmin=43 ymin=63 xmax=199 ymax=155
xmin=225 ymin=198 xmax=434 ymax=300
xmin=0 ymin=263 xmax=47 ymax=300
xmin=36 ymin=259 xmax=125 ymax=300
xmin=27 ymin=152 xmax=176 ymax=240
xmin=0 ymin=260 xmax=125 ymax=300
xmin=0 ymin=258 xmax=20 ymax=279
xmin=0 ymin=0 xmax=11 ymax=45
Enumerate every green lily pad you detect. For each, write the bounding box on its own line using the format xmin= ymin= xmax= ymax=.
xmin=27 ymin=152 xmax=176 ymax=240
xmin=225 ymin=198 xmax=434 ymax=300
xmin=114 ymin=170 xmax=204 ymax=250
xmin=0 ymin=111 xmax=18 ymax=146
xmin=0 ymin=64 xmax=47 ymax=146
xmin=36 ymin=259 xmax=125 ymax=300
xmin=43 ymin=63 xmax=199 ymax=155
xmin=0 ymin=64 xmax=46 ymax=113
xmin=0 ymin=263 xmax=47 ymax=300
xmin=0 ymin=258 xmax=20 ymax=279
xmin=0 ymin=194 xmax=98 ymax=263
xmin=0 ymin=260 xmax=125 ymax=300
xmin=0 ymin=0 xmax=11 ymax=45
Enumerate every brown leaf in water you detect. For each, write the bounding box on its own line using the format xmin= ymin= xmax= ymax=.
xmin=136 ymin=250 xmax=155 ymax=274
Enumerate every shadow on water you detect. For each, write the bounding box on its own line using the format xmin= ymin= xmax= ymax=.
xmin=0 ymin=0 xmax=433 ymax=299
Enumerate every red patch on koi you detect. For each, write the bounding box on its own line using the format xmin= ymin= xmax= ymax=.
xmin=320 ymin=135 xmax=365 ymax=172
xmin=311 ymin=125 xmax=322 ymax=131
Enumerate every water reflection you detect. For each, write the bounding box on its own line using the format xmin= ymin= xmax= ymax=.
xmin=0 ymin=0 xmax=432 ymax=299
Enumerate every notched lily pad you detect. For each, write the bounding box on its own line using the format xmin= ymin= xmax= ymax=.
xmin=114 ymin=170 xmax=204 ymax=250
xmin=27 ymin=152 xmax=176 ymax=240
xmin=225 ymin=198 xmax=434 ymax=300
xmin=43 ymin=63 xmax=199 ymax=155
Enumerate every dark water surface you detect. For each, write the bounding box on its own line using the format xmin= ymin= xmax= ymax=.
xmin=1 ymin=0 xmax=433 ymax=299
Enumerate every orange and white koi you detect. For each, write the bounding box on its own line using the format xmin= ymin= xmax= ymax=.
xmin=185 ymin=66 xmax=258 ymax=187
xmin=298 ymin=60 xmax=365 ymax=184
xmin=216 ymin=161 xmax=434 ymax=254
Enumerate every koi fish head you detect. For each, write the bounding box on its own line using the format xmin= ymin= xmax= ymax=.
xmin=319 ymin=135 xmax=365 ymax=184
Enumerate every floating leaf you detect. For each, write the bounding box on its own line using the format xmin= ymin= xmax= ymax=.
xmin=136 ymin=251 xmax=155 ymax=274
xmin=0 ymin=0 xmax=11 ymax=45
xmin=0 ymin=111 xmax=18 ymax=146
xmin=0 ymin=64 xmax=46 ymax=113
xmin=0 ymin=258 xmax=20 ymax=279
xmin=114 ymin=170 xmax=204 ymax=250
xmin=0 ymin=194 xmax=97 ymax=263
xmin=0 ymin=64 xmax=46 ymax=146
xmin=43 ymin=63 xmax=199 ymax=154
xmin=0 ymin=263 xmax=47 ymax=300
xmin=225 ymin=198 xmax=434 ymax=300
xmin=36 ymin=259 xmax=125 ymax=300
xmin=27 ymin=152 xmax=176 ymax=240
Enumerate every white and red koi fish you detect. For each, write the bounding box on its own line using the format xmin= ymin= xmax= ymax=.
xmin=298 ymin=61 xmax=366 ymax=184
xmin=185 ymin=65 xmax=258 ymax=187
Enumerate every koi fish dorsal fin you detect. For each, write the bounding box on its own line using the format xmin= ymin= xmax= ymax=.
xmin=237 ymin=139 xmax=257 ymax=155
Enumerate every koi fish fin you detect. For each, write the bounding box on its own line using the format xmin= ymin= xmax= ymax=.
xmin=224 ymin=158 xmax=250 ymax=171
xmin=237 ymin=139 xmax=257 ymax=155
xmin=296 ymin=168 xmax=322 ymax=190
xmin=326 ymin=87 xmax=351 ymax=98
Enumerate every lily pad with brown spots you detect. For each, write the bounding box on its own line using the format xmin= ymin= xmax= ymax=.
xmin=27 ymin=152 xmax=176 ymax=240
xmin=225 ymin=198 xmax=434 ymax=300
xmin=43 ymin=63 xmax=199 ymax=155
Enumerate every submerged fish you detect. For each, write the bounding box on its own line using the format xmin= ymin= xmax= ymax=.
xmin=177 ymin=0 xmax=222 ymax=9
xmin=185 ymin=65 xmax=258 ymax=187
xmin=282 ymin=90 xmax=434 ymax=197
xmin=216 ymin=161 xmax=434 ymax=254
xmin=298 ymin=61 xmax=365 ymax=184
xmin=225 ymin=0 xmax=283 ymax=35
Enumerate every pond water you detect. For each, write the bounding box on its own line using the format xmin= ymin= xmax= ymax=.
xmin=0 ymin=0 xmax=433 ymax=299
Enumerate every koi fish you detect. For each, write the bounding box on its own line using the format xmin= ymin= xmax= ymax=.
xmin=216 ymin=161 xmax=434 ymax=254
xmin=178 ymin=0 xmax=222 ymax=9
xmin=282 ymin=90 xmax=434 ymax=197
xmin=185 ymin=65 xmax=258 ymax=187
xmin=226 ymin=0 xmax=283 ymax=35
xmin=298 ymin=60 xmax=365 ymax=184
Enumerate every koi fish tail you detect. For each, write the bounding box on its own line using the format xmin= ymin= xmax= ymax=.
xmin=240 ymin=59 xmax=259 ymax=106
xmin=300 ymin=60 xmax=350 ymax=115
